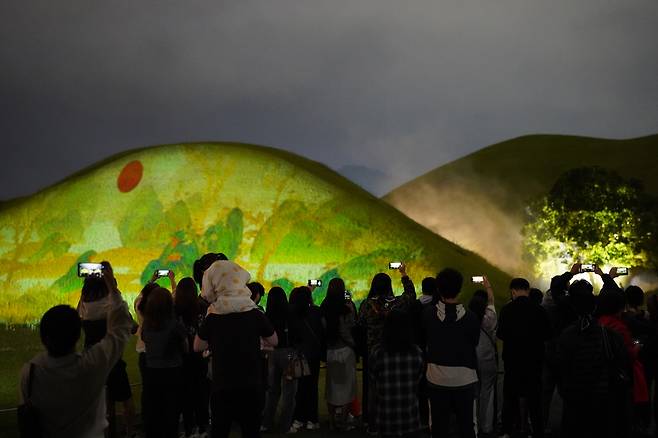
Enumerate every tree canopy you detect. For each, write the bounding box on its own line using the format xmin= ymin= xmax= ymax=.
xmin=523 ymin=166 xmax=658 ymax=276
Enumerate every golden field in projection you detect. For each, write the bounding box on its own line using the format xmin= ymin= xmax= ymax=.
xmin=0 ymin=142 xmax=510 ymax=323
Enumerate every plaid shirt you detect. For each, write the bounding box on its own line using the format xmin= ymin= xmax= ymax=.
xmin=371 ymin=346 xmax=424 ymax=436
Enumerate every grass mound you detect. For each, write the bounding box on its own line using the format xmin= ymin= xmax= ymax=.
xmin=384 ymin=134 xmax=658 ymax=278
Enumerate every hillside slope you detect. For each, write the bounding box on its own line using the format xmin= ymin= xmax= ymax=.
xmin=0 ymin=142 xmax=510 ymax=323
xmin=384 ymin=134 xmax=658 ymax=278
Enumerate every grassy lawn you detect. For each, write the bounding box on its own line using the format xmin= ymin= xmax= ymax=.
xmin=0 ymin=325 xmax=363 ymax=438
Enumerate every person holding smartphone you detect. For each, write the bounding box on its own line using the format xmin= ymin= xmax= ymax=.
xmin=77 ymin=262 xmax=138 ymax=437
xmin=321 ymin=278 xmax=357 ymax=431
xmin=468 ymin=276 xmax=498 ymax=437
xmin=19 ymin=261 xmax=134 ymax=438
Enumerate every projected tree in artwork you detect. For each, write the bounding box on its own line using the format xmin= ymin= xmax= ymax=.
xmin=523 ymin=166 xmax=658 ymax=275
xmin=0 ymin=143 xmax=512 ymax=323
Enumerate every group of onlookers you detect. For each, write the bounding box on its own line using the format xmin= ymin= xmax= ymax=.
xmin=18 ymin=253 xmax=658 ymax=438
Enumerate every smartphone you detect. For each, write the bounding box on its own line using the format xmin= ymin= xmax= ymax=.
xmin=580 ymin=264 xmax=596 ymax=273
xmin=308 ymin=279 xmax=322 ymax=287
xmin=344 ymin=291 xmax=352 ymax=300
xmin=472 ymin=276 xmax=484 ymax=284
xmin=155 ymin=269 xmax=170 ymax=278
xmin=389 ymin=262 xmax=402 ymax=270
xmin=616 ymin=267 xmax=629 ymax=276
xmin=78 ymin=262 xmax=104 ymax=277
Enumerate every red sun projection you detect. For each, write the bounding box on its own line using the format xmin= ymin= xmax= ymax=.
xmin=117 ymin=160 xmax=143 ymax=192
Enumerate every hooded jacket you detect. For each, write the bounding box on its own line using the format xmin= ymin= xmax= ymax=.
xmin=422 ymin=301 xmax=480 ymax=388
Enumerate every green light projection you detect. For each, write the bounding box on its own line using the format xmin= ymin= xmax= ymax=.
xmin=0 ymin=143 xmax=510 ymax=324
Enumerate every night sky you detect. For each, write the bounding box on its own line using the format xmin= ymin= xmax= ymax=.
xmin=1 ymin=1 xmax=657 ymax=200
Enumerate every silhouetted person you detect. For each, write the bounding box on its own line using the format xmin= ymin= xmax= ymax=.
xmin=248 ymin=281 xmax=266 ymax=311
xmin=529 ymin=288 xmax=544 ymax=306
xmin=175 ymin=277 xmax=210 ymax=438
xmin=597 ymin=268 xmax=646 ymax=438
xmin=541 ymin=264 xmax=579 ymax=432
xmin=78 ymin=270 xmax=137 ymax=438
xmin=261 ymin=287 xmax=299 ymax=433
xmin=413 ymin=276 xmax=437 ymax=430
xmin=497 ymin=278 xmax=551 ymax=438
xmin=358 ymin=265 xmax=416 ymax=432
xmin=195 ymin=260 xmax=277 ymax=438
xmin=372 ymin=309 xmax=424 ymax=437
xmin=423 ymin=268 xmax=480 ymax=438
xmin=20 ymin=263 xmax=133 ymax=438
xmin=556 ymin=279 xmax=630 ymax=438
xmin=468 ymin=277 xmax=498 ymax=437
xmin=321 ymin=278 xmax=357 ymax=431
xmin=141 ymin=286 xmax=187 ymax=438
xmin=290 ymin=285 xmax=325 ymax=430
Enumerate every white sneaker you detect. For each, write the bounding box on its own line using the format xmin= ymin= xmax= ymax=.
xmin=259 ymin=426 xmax=270 ymax=432
xmin=292 ymin=420 xmax=305 ymax=430
xmin=285 ymin=425 xmax=299 ymax=434
xmin=306 ymin=422 xmax=320 ymax=430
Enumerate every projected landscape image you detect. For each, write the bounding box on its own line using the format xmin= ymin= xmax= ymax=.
xmin=0 ymin=142 xmax=510 ymax=324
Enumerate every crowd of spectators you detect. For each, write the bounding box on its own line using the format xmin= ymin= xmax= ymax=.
xmin=18 ymin=255 xmax=658 ymax=438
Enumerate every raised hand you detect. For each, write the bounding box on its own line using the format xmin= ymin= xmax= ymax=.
xmin=594 ymin=265 xmax=605 ymax=277
xmin=101 ymin=261 xmax=119 ymax=294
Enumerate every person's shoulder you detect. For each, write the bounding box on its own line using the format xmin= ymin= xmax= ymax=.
xmin=202 ymin=313 xmax=221 ymax=325
xmin=499 ymin=300 xmax=512 ymax=313
xmin=248 ymin=308 xmax=271 ymax=323
xmin=463 ymin=308 xmax=481 ymax=326
xmin=421 ymin=303 xmax=435 ymax=317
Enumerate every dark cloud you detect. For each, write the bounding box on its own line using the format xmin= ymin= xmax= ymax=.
xmin=338 ymin=165 xmax=391 ymax=194
xmin=1 ymin=0 xmax=656 ymax=199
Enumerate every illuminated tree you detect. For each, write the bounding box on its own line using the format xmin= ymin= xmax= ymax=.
xmin=523 ymin=166 xmax=658 ymax=276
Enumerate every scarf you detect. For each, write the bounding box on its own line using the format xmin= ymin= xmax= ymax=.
xmin=201 ymin=260 xmax=257 ymax=315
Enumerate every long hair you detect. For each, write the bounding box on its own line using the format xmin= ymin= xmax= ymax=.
xmin=368 ymin=273 xmax=393 ymax=299
xmin=383 ymin=309 xmax=414 ymax=354
xmin=290 ymin=286 xmax=312 ymax=318
xmin=174 ymin=277 xmax=200 ymax=327
xmin=266 ymin=287 xmax=289 ymax=334
xmin=137 ymin=282 xmax=159 ymax=314
xmin=321 ymin=278 xmax=348 ymax=345
xmin=468 ymin=289 xmax=489 ymax=323
xmin=265 ymin=286 xmax=288 ymax=324
xmin=81 ymin=276 xmax=109 ymax=302
xmin=143 ymin=287 xmax=174 ymax=331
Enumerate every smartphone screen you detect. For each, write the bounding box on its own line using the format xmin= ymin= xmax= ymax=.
xmin=580 ymin=264 xmax=596 ymax=273
xmin=389 ymin=262 xmax=402 ymax=270
xmin=78 ymin=262 xmax=103 ymax=277
xmin=344 ymin=291 xmax=352 ymax=300
xmin=155 ymin=269 xmax=170 ymax=278
xmin=308 ymin=279 xmax=322 ymax=287
xmin=616 ymin=267 xmax=629 ymax=275
xmin=472 ymin=276 xmax=484 ymax=284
